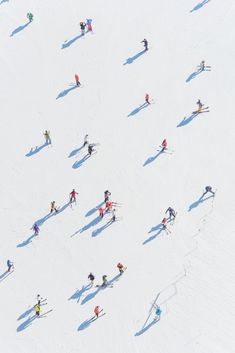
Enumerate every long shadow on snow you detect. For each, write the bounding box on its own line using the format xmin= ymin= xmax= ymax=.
xmin=17 ymin=315 xmax=36 ymax=332
xmin=85 ymin=201 xmax=104 ymax=217
xmin=0 ymin=270 xmax=11 ymax=282
xmin=81 ymin=274 xmax=120 ymax=305
xmin=92 ymin=219 xmax=113 ymax=237
xmin=34 ymin=202 xmax=70 ymax=227
xmin=61 ymin=34 xmax=83 ymax=49
xmin=177 ymin=112 xmax=199 ymax=127
xmin=128 ymin=102 xmax=149 ymax=117
xmin=135 ymin=318 xmax=159 ymax=336
xmin=143 ymin=224 xmax=163 ymax=245
xmin=79 ymin=215 xmax=102 ymax=234
xmin=10 ymin=21 xmax=30 ymax=37
xmin=123 ymin=50 xmax=146 ymax=65
xmin=190 ymin=0 xmax=211 ymax=12
xmin=56 ymin=84 xmax=77 ymax=99
xmin=17 ymin=306 xmax=34 ymax=321
xmin=81 ymin=286 xmax=101 ymax=305
xmin=72 ymin=154 xmax=90 ymax=169
xmin=68 ymin=145 xmax=84 ymax=158
xmin=186 ymin=69 xmax=202 ymax=83
xmin=188 ymin=194 xmax=213 ymax=212
xmin=143 ymin=151 xmax=163 ymax=166
xmin=68 ymin=284 xmax=92 ymax=303
xmin=77 ymin=317 xmax=94 ymax=331
xmin=25 ymin=143 xmax=47 ymax=157
xmin=17 ymin=233 xmax=36 ymax=248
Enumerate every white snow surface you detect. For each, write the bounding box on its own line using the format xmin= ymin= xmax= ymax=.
xmin=1 ymin=0 xmax=235 ymax=352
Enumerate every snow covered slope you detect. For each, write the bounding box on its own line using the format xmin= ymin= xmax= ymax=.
xmin=0 ymin=0 xmax=235 ymax=352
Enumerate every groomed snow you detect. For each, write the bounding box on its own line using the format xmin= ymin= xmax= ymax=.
xmin=0 ymin=1 xmax=235 ymax=352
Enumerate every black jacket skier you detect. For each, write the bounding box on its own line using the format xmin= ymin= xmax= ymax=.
xmin=141 ymin=39 xmax=148 ymax=51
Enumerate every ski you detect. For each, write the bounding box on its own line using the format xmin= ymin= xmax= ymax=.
xmin=90 ymin=309 xmax=104 ymax=320
xmin=91 ymin=312 xmax=106 ymax=321
xmin=39 ymin=309 xmax=53 ymax=318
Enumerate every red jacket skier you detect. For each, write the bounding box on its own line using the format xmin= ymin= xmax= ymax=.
xmin=75 ymin=74 xmax=80 ymax=86
xmin=94 ymin=305 xmax=102 ymax=318
xmin=70 ymin=189 xmax=78 ymax=203
xmin=99 ymin=207 xmax=105 ymax=218
xmin=145 ymin=94 xmax=150 ymax=104
xmin=161 ymin=139 xmax=167 ymax=151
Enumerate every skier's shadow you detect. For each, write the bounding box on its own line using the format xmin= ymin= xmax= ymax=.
xmin=79 ymin=215 xmax=102 ymax=234
xmin=0 ymin=270 xmax=11 ymax=282
xmin=186 ymin=69 xmax=202 ymax=83
xmin=81 ymin=286 xmax=101 ymax=305
xmin=128 ymin=102 xmax=149 ymax=117
xmin=68 ymin=145 xmax=84 ymax=158
xmin=17 ymin=233 xmax=36 ymax=248
xmin=56 ymin=84 xmax=77 ymax=99
xmin=61 ymin=34 xmax=84 ymax=49
xmin=77 ymin=317 xmax=94 ymax=331
xmin=108 ymin=274 xmax=121 ymax=286
xmin=123 ymin=50 xmax=146 ymax=65
xmin=34 ymin=202 xmax=70 ymax=227
xmin=92 ymin=219 xmax=113 ymax=237
xmin=25 ymin=143 xmax=47 ymax=157
xmin=190 ymin=0 xmax=211 ymax=12
xmin=68 ymin=284 xmax=91 ymax=303
xmin=188 ymin=194 xmax=214 ymax=212
xmin=0 ymin=0 xmax=9 ymax=5
xmin=143 ymin=151 xmax=162 ymax=166
xmin=72 ymin=154 xmax=90 ymax=169
xmin=10 ymin=21 xmax=30 ymax=37
xmin=143 ymin=224 xmax=163 ymax=245
xmin=17 ymin=306 xmax=34 ymax=321
xmin=135 ymin=318 xmax=158 ymax=336
xmin=177 ymin=112 xmax=199 ymax=127
xmin=85 ymin=201 xmax=104 ymax=217
xmin=16 ymin=315 xmax=36 ymax=332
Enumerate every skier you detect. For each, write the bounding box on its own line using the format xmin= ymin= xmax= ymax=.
xmin=202 ymin=186 xmax=215 ymax=197
xmin=33 ymin=223 xmax=40 ymax=236
xmin=44 ymin=130 xmax=51 ymax=145
xmin=165 ymin=207 xmax=176 ymax=220
xmin=106 ymin=201 xmax=113 ymax=212
xmin=161 ymin=139 xmax=167 ymax=152
xmin=88 ymin=272 xmax=95 ymax=285
xmin=50 ymin=201 xmax=58 ymax=214
xmin=7 ymin=259 xmax=14 ymax=272
xmin=161 ymin=217 xmax=171 ymax=234
xmin=94 ymin=305 xmax=102 ymax=318
xmin=83 ymin=134 xmax=89 ymax=147
xmin=86 ymin=18 xmax=93 ymax=31
xmin=141 ymin=38 xmax=148 ymax=51
xmin=27 ymin=12 xmax=33 ymax=22
xmin=145 ymin=93 xmax=150 ymax=104
xmin=199 ymin=60 xmax=205 ymax=71
xmin=80 ymin=21 xmax=86 ymax=35
xmin=196 ymin=99 xmax=203 ymax=112
xmin=102 ymin=275 xmax=108 ymax=287
xmin=88 ymin=144 xmax=94 ymax=156
xmin=75 ymin=74 xmax=80 ymax=86
xmin=104 ymin=190 xmax=111 ymax=202
xmin=154 ymin=305 xmax=162 ymax=320
xmin=117 ymin=262 xmax=125 ymax=275
xmin=36 ymin=294 xmax=43 ymax=305
xmin=111 ymin=208 xmax=116 ymax=222
xmin=99 ymin=207 xmax=105 ymax=218
xmin=34 ymin=304 xmax=41 ymax=317
xmin=70 ymin=189 xmax=78 ymax=203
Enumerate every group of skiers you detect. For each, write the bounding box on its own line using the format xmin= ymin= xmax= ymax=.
xmin=88 ymin=262 xmax=126 ymax=287
xmin=97 ymin=190 xmax=121 ymax=222
xmin=80 ymin=19 xmax=93 ymax=35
